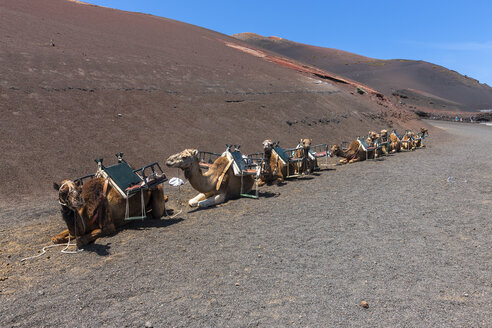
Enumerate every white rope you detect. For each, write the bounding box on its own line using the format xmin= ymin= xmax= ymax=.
xmin=20 ymin=235 xmax=81 ymax=262
xmin=165 ymin=209 xmax=182 ymax=219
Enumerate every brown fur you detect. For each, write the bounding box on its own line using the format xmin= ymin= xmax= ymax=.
xmin=415 ymin=127 xmax=428 ymax=148
xmin=389 ymin=132 xmax=402 ymax=153
xmin=330 ymin=140 xmax=373 ymax=164
xmin=166 ymin=149 xmax=254 ymax=208
xmin=367 ymin=131 xmax=382 ymax=158
xmin=401 ymin=131 xmax=416 ymax=151
xmin=380 ymin=129 xmax=390 ymax=154
xmin=257 ymin=140 xmax=299 ymax=185
xmin=53 ymin=177 xmax=165 ymax=247
xmin=292 ymin=138 xmax=316 ymax=175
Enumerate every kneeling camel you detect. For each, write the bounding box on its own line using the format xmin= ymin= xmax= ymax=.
xmin=52 ymin=177 xmax=165 ymax=246
xmin=166 ymin=149 xmax=254 ymax=208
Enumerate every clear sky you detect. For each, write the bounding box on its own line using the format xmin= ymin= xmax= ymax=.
xmin=84 ymin=0 xmax=492 ymax=86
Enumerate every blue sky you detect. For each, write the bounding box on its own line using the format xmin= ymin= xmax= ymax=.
xmin=85 ymin=0 xmax=492 ymax=86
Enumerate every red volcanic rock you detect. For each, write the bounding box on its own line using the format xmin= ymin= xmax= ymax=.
xmin=233 ymin=33 xmax=492 ymax=112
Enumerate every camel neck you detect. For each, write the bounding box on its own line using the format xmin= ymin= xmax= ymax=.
xmin=184 ymin=158 xmax=217 ymax=193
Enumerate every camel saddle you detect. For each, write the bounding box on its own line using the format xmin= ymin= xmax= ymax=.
xmin=97 ymin=160 xmax=167 ymax=198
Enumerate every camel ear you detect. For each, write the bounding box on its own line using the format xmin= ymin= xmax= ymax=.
xmin=53 ymin=182 xmax=61 ymax=191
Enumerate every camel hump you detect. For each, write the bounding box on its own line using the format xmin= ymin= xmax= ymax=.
xmin=215 ymin=156 xmax=233 ymax=191
xmin=80 ymin=178 xmax=107 ymax=213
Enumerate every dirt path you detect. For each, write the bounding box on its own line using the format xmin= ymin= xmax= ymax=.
xmin=1 ymin=121 xmax=491 ymax=327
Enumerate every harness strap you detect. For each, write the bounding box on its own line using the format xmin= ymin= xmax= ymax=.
xmin=88 ymin=179 xmax=109 ymax=227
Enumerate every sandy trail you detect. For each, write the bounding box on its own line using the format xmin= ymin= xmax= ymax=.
xmin=1 ymin=121 xmax=491 ymax=327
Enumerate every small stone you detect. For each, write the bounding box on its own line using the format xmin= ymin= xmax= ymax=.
xmin=38 ymin=290 xmax=45 ymax=296
xmin=235 ymin=282 xmax=240 ymax=286
xmin=117 ymin=113 xmax=123 ymax=118
xmin=144 ymin=321 xmax=153 ymax=328
xmin=360 ymin=301 xmax=369 ymax=308
xmin=463 ymin=293 xmax=469 ymax=297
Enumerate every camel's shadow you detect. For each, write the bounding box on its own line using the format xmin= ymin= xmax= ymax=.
xmin=82 ymin=242 xmax=111 ymax=256
xmin=125 ymin=217 xmax=184 ymax=231
xmin=297 ymin=176 xmax=315 ymax=181
xmin=317 ymin=167 xmax=336 ymax=172
xmin=186 ymin=191 xmax=280 ymax=213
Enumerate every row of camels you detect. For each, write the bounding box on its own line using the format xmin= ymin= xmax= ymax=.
xmin=53 ymin=128 xmax=428 ymax=247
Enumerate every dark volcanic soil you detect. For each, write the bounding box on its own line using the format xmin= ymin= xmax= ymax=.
xmin=1 ymin=122 xmax=491 ymax=327
xmin=0 ymin=0 xmax=420 ymax=205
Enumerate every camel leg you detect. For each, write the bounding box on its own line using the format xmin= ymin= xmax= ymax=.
xmin=150 ymin=187 xmax=165 ymax=219
xmin=76 ymin=223 xmax=115 ymax=247
xmin=198 ymin=193 xmax=226 ymax=208
xmin=349 ymin=158 xmax=360 ymax=164
xmin=189 ymin=193 xmax=207 ymax=207
xmin=51 ymin=229 xmax=75 ymax=244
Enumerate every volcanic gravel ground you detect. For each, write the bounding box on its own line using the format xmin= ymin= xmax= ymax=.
xmin=1 ymin=121 xmax=491 ymax=327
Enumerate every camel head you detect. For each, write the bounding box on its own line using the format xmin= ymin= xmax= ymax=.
xmin=420 ymin=127 xmax=428 ymax=135
xmin=54 ymin=179 xmax=84 ymax=236
xmin=330 ymin=144 xmax=341 ymax=155
xmin=53 ymin=179 xmax=83 ymax=210
xmin=299 ymin=138 xmax=312 ymax=151
xmin=262 ymin=139 xmax=275 ymax=153
xmin=368 ymin=131 xmax=379 ymax=142
xmin=380 ymin=129 xmax=388 ymax=138
xmin=166 ymin=149 xmax=199 ymax=170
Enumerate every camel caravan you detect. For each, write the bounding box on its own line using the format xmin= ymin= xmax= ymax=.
xmin=52 ymin=128 xmax=428 ymax=247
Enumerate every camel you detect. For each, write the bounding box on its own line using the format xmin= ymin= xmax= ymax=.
xmin=166 ymin=149 xmax=254 ymax=208
xmin=257 ymin=140 xmax=300 ymax=185
xmin=414 ymin=127 xmax=428 ymax=148
xmin=330 ymin=139 xmax=376 ymax=164
xmin=388 ymin=130 xmax=402 ymax=153
xmin=52 ymin=177 xmax=165 ymax=247
xmin=380 ymin=129 xmax=391 ymax=154
xmin=401 ymin=131 xmax=416 ymax=151
xmin=367 ymin=131 xmax=383 ymax=158
xmin=292 ymin=138 xmax=317 ymax=174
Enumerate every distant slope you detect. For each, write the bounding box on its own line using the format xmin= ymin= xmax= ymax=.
xmin=233 ymin=33 xmax=492 ymax=112
xmin=0 ymin=0 xmax=418 ymax=202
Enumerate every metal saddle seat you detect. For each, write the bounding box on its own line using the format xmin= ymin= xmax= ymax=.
xmin=95 ymin=153 xmax=167 ymax=220
xmin=273 ymin=145 xmax=303 ymax=178
xmin=224 ymin=145 xmax=262 ymax=199
xmin=357 ymin=137 xmax=378 ymax=160
xmin=393 ymin=130 xmax=412 ymax=150
xmin=197 ymin=151 xmax=221 ymax=170
xmin=308 ymin=144 xmax=331 ymax=169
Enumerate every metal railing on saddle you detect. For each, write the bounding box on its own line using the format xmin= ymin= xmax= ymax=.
xmin=275 ymin=145 xmax=304 ymax=178
xmin=224 ymin=145 xmax=262 ymax=199
xmin=197 ymin=151 xmax=221 ymax=170
xmin=308 ymin=143 xmax=331 ymax=169
xmin=357 ymin=137 xmax=378 ymax=160
xmin=94 ymin=153 xmax=167 ymax=221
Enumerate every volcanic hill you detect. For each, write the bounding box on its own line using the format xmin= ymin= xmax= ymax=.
xmin=233 ymin=33 xmax=492 ymax=113
xmin=0 ymin=0 xmax=418 ymax=203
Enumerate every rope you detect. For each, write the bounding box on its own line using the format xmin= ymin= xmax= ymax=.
xmin=165 ymin=209 xmax=182 ymax=219
xmin=21 ymin=234 xmax=81 ymax=262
